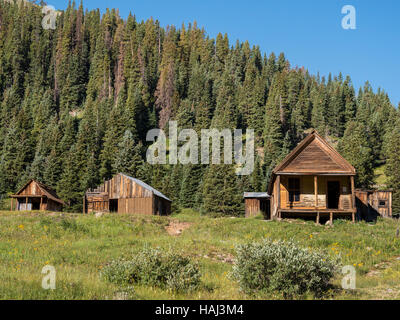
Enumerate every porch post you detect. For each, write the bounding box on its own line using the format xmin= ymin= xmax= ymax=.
xmin=26 ymin=197 xmax=28 ymax=211
xmin=40 ymin=196 xmax=43 ymax=211
xmin=350 ymin=176 xmax=355 ymax=209
xmin=276 ymin=175 xmax=281 ymax=219
xmin=350 ymin=176 xmax=356 ymax=223
xmin=314 ymin=176 xmax=318 ymax=209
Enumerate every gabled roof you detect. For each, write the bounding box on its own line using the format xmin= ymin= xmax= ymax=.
xmin=273 ymin=130 xmax=355 ymax=175
xmin=244 ymin=192 xmax=270 ymax=199
xmin=267 ymin=130 xmax=356 ymax=193
xmin=13 ymin=179 xmax=66 ymax=205
xmin=119 ymin=173 xmax=171 ymax=202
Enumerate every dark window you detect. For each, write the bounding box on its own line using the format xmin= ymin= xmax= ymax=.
xmin=379 ymin=200 xmax=387 ymax=207
xmin=288 ymin=178 xmax=300 ymax=202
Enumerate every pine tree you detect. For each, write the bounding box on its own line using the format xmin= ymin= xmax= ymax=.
xmin=57 ymin=145 xmax=83 ymax=212
xmin=338 ymin=121 xmax=374 ymax=188
xmin=180 ymin=164 xmax=204 ymax=209
xmin=202 ymin=164 xmax=243 ymax=216
xmin=384 ymin=118 xmax=400 ymax=214
xmin=113 ymin=130 xmax=145 ymax=177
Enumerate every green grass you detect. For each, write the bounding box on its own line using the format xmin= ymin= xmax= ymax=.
xmin=1 ymin=209 xmax=400 ymax=299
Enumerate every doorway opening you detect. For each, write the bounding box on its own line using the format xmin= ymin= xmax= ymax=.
xmin=32 ymin=198 xmax=41 ymax=210
xmin=109 ymin=199 xmax=118 ymax=213
xmin=327 ymin=181 xmax=340 ymax=209
xmin=260 ymin=199 xmax=270 ymax=220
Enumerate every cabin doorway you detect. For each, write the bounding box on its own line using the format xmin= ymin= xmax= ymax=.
xmin=32 ymin=198 xmax=41 ymax=210
xmin=327 ymin=181 xmax=340 ymax=209
xmin=109 ymin=199 xmax=118 ymax=213
xmin=260 ymin=199 xmax=270 ymax=220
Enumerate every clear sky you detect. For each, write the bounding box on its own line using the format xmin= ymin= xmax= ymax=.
xmin=49 ymin=0 xmax=400 ymax=106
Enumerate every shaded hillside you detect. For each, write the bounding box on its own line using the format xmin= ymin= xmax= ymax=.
xmin=0 ymin=1 xmax=399 ymax=214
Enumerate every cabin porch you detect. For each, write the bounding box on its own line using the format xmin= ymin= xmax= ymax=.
xmin=11 ymin=195 xmax=46 ymax=211
xmin=277 ymin=208 xmax=356 ymax=224
xmin=271 ymin=174 xmax=357 ymax=222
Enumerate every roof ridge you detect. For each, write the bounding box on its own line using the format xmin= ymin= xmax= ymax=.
xmin=119 ymin=173 xmax=171 ymax=202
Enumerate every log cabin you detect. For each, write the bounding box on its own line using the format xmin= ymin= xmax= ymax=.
xmin=267 ymin=130 xmax=357 ymax=223
xmin=83 ymin=173 xmax=172 ymax=215
xmin=11 ymin=180 xmax=65 ymax=211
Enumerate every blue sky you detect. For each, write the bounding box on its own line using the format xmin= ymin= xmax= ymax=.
xmin=50 ymin=0 xmax=400 ymax=106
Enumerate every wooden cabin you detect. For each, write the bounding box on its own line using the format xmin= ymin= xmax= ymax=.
xmin=355 ymin=189 xmax=393 ymax=221
xmin=267 ymin=130 xmax=357 ymax=223
xmin=84 ymin=173 xmax=172 ymax=215
xmin=244 ymin=193 xmax=270 ymax=218
xmin=11 ymin=180 xmax=65 ymax=212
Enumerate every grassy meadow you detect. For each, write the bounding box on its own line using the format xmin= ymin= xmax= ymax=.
xmin=1 ymin=209 xmax=400 ymax=300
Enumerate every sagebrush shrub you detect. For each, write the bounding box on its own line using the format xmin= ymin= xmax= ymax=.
xmin=101 ymin=248 xmax=201 ymax=292
xmin=231 ymin=239 xmax=340 ymax=298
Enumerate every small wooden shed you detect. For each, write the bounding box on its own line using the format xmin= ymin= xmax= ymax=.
xmin=84 ymin=173 xmax=172 ymax=215
xmin=11 ymin=180 xmax=65 ymax=212
xmin=355 ymin=189 xmax=393 ymax=221
xmin=244 ymin=193 xmax=270 ymax=218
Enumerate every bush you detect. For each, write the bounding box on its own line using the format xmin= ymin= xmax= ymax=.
xmin=231 ymin=239 xmax=340 ymax=298
xmin=101 ymin=248 xmax=201 ymax=292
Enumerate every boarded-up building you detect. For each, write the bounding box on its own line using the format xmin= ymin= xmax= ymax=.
xmin=11 ymin=180 xmax=65 ymax=211
xmin=267 ymin=130 xmax=357 ymax=223
xmin=244 ymin=193 xmax=270 ymax=218
xmin=355 ymin=190 xmax=393 ymax=221
xmin=84 ymin=173 xmax=172 ymax=215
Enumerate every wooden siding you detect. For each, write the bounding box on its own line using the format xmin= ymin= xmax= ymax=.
xmin=355 ymin=190 xmax=392 ymax=220
xmin=245 ymin=199 xmax=261 ymax=217
xmin=12 ymin=180 xmax=63 ymax=212
xmin=89 ymin=174 xmax=153 ymax=200
xmin=17 ymin=181 xmax=43 ymax=196
xmin=268 ymin=131 xmax=357 ymax=221
xmin=279 ymin=176 xmax=352 ymax=211
xmin=245 ymin=198 xmax=270 ymax=218
xmin=84 ymin=174 xmax=172 ymax=215
xmin=282 ymin=139 xmax=346 ymax=173
xmin=118 ymin=198 xmax=153 ymax=215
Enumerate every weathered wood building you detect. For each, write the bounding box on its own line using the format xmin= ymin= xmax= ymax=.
xmin=267 ymin=130 xmax=357 ymax=223
xmin=11 ymin=180 xmax=65 ymax=211
xmin=84 ymin=173 xmax=172 ymax=215
xmin=244 ymin=193 xmax=270 ymax=218
xmin=355 ymin=189 xmax=393 ymax=221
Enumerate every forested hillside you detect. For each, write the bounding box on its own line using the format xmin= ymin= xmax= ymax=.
xmin=0 ymin=1 xmax=399 ymax=214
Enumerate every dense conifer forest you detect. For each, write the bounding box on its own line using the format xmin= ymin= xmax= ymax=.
xmin=0 ymin=1 xmax=399 ymax=214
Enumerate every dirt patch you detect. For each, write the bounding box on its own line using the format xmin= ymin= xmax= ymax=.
xmin=366 ymin=256 xmax=400 ymax=278
xmin=202 ymin=251 xmax=235 ymax=264
xmin=193 ymin=246 xmax=235 ymax=264
xmin=165 ymin=221 xmax=192 ymax=236
xmin=360 ymin=285 xmax=400 ymax=300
